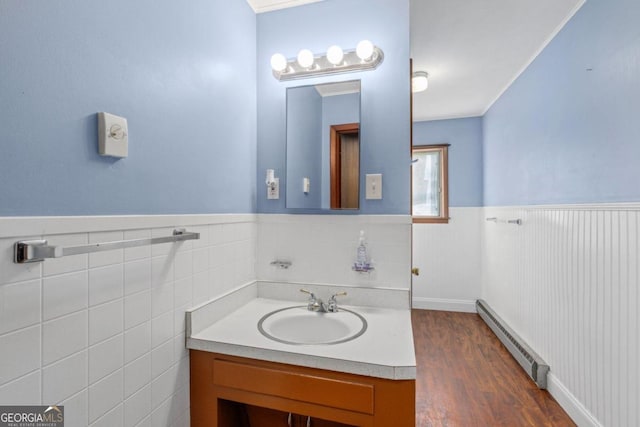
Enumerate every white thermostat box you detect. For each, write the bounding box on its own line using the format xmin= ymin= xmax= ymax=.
xmin=98 ymin=112 xmax=128 ymax=158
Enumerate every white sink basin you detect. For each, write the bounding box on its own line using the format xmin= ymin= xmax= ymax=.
xmin=258 ymin=306 xmax=367 ymax=345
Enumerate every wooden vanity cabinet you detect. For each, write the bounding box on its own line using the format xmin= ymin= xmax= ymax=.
xmin=190 ymin=350 xmax=415 ymax=427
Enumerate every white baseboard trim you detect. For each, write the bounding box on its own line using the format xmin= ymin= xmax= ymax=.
xmin=412 ymin=297 xmax=477 ymax=313
xmin=547 ymin=373 xmax=602 ymax=427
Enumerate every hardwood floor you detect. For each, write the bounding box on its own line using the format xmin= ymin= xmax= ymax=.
xmin=412 ymin=309 xmax=575 ymax=427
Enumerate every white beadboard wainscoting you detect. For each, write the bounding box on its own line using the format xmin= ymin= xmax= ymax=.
xmin=257 ymin=214 xmax=412 ymax=291
xmin=0 ymin=215 xmax=257 ymax=427
xmin=482 ymin=204 xmax=640 ymax=427
xmin=412 ymin=207 xmax=483 ymax=312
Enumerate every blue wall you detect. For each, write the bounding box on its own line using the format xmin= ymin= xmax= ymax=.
xmin=483 ymin=0 xmax=640 ymax=206
xmin=286 ymin=86 xmax=322 ymax=208
xmin=0 ymin=0 xmax=257 ymax=215
xmin=413 ymin=117 xmax=483 ymax=207
xmin=256 ymin=0 xmax=411 ymax=214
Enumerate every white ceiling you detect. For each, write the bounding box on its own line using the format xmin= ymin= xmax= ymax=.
xmin=411 ymin=0 xmax=584 ymax=121
xmin=247 ymin=0 xmax=585 ymax=122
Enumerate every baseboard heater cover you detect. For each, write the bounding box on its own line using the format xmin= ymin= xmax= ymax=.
xmin=476 ymin=299 xmax=549 ymax=389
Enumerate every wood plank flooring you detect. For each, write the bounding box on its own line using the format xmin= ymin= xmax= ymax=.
xmin=412 ymin=309 xmax=576 ymax=427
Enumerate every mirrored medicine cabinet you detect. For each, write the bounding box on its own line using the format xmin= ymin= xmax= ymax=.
xmin=285 ymin=80 xmax=361 ymax=210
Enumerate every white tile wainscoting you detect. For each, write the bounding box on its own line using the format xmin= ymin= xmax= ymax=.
xmin=257 ymin=214 xmax=412 ymax=290
xmin=483 ymin=203 xmax=640 ymax=427
xmin=0 ymin=213 xmax=411 ymax=427
xmin=0 ymin=215 xmax=257 ymax=427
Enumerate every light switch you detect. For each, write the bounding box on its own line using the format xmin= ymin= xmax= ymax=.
xmin=98 ymin=112 xmax=128 ymax=158
xmin=366 ymin=174 xmax=382 ymax=199
xmin=303 ymin=177 xmax=310 ymax=194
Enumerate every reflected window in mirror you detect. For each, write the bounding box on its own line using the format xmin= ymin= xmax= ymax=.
xmin=412 ymin=145 xmax=449 ymax=223
xmin=286 ymin=80 xmax=361 ymax=210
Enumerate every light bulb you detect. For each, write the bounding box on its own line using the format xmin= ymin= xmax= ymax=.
xmin=270 ymin=53 xmax=288 ymax=72
xmin=297 ymin=49 xmax=315 ymax=69
xmin=326 ymin=45 xmax=344 ymax=65
xmin=356 ymin=40 xmax=374 ymax=61
xmin=412 ymin=71 xmax=429 ymax=93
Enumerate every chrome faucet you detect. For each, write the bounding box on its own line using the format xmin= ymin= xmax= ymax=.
xmin=300 ymin=289 xmax=326 ymax=312
xmin=300 ymin=289 xmax=347 ymax=313
xmin=327 ymin=291 xmax=347 ymax=313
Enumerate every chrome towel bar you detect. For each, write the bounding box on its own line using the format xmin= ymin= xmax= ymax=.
xmin=14 ymin=228 xmax=199 ymax=264
xmin=485 ymin=217 xmax=523 ymax=226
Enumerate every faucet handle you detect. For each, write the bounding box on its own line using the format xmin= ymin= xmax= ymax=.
xmin=327 ymin=291 xmax=347 ymax=312
xmin=329 ymin=291 xmax=347 ymax=301
xmin=300 ymin=288 xmax=316 ymax=299
xmin=301 ymin=289 xmax=324 ymax=312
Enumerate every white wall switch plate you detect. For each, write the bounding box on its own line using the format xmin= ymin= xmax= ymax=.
xmin=303 ymin=177 xmax=310 ymax=194
xmin=366 ymin=173 xmax=382 ymax=199
xmin=98 ymin=112 xmax=128 ymax=158
xmin=267 ymin=178 xmax=280 ymax=199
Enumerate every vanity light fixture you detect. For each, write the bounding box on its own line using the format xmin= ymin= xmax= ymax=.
xmin=270 ymin=40 xmax=384 ymax=81
xmin=412 ymin=71 xmax=429 ymax=93
xmin=326 ymin=45 xmax=344 ymax=66
xmin=270 ymin=53 xmax=288 ymax=72
xmin=355 ymin=40 xmax=374 ymax=61
xmin=297 ymin=49 xmax=315 ymax=69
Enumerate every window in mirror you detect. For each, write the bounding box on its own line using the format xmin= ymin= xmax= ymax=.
xmin=412 ymin=145 xmax=449 ymax=223
xmin=285 ymin=80 xmax=361 ymax=210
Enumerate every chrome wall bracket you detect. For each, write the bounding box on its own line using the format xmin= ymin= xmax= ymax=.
xmin=270 ymin=260 xmax=292 ymax=269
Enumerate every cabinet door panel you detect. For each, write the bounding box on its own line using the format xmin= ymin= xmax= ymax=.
xmin=213 ymin=359 xmax=374 ymax=414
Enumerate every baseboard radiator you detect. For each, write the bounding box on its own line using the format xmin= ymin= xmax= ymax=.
xmin=476 ymin=299 xmax=549 ymax=389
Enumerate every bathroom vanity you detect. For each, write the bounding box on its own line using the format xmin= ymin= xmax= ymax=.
xmin=186 ymin=283 xmax=416 ymax=427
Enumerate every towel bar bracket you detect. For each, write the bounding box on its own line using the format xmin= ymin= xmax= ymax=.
xmin=14 ymin=228 xmax=199 ymax=264
xmin=14 ymin=240 xmax=58 ymax=264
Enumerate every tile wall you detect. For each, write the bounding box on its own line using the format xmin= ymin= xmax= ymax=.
xmin=0 ymin=213 xmax=410 ymax=427
xmin=256 ymin=214 xmax=412 ymax=290
xmin=0 ymin=215 xmax=256 ymax=427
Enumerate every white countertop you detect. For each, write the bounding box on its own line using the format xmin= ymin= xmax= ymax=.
xmin=187 ymin=297 xmax=416 ymax=380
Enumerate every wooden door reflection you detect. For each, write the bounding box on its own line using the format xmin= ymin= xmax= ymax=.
xmin=330 ymin=123 xmax=360 ymax=209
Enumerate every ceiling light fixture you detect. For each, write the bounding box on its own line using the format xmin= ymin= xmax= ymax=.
xmin=270 ymin=40 xmax=384 ymax=81
xmin=412 ymin=71 xmax=429 ymax=93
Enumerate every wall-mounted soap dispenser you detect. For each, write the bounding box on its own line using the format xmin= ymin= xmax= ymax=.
xmin=353 ymin=230 xmax=374 ymax=273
